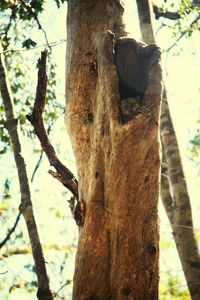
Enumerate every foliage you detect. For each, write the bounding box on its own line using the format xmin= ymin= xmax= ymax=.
xmin=0 ymin=1 xmax=65 ymax=154
xmin=159 ymin=0 xmax=200 ymax=37
xmin=160 ymin=274 xmax=190 ymax=300
xmin=0 ymin=0 xmax=68 ymax=20
xmin=0 ymin=1 xmax=69 ymax=298
xmin=189 ymin=125 xmax=200 ymax=160
xmin=156 ymin=1 xmax=200 ymax=164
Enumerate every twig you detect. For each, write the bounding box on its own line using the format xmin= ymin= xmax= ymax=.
xmin=0 ymin=13 xmax=14 ymax=39
xmin=0 ymin=50 xmax=53 ymax=300
xmin=0 ymin=271 xmax=8 ymax=275
xmin=27 ymin=51 xmax=78 ymax=199
xmin=0 ymin=126 xmax=52 ymax=248
xmin=54 ymin=280 xmax=72 ymax=298
xmin=20 ymin=0 xmax=51 ymax=51
xmin=153 ymin=4 xmax=181 ymax=20
xmin=0 ymin=151 xmax=43 ymax=248
xmin=0 ymin=212 xmax=22 ymax=249
xmin=31 ymin=124 xmax=54 ymax=182
xmin=31 ymin=117 xmax=59 ymax=183
xmin=31 ymin=150 xmax=44 ymax=182
xmin=166 ymin=14 xmax=200 ymax=52
xmin=0 ymin=38 xmax=66 ymax=55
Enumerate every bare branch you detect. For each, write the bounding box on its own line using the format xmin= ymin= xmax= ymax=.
xmin=153 ymin=3 xmax=200 ymax=21
xmin=54 ymin=280 xmax=72 ymax=298
xmin=0 ymin=38 xmax=66 ymax=55
xmin=0 ymin=13 xmax=14 ymax=39
xmin=0 ymin=271 xmax=8 ymax=275
xmin=0 ymin=212 xmax=21 ymax=249
xmin=0 ymin=138 xmax=50 ymax=248
xmin=166 ymin=14 xmax=200 ymax=52
xmin=27 ymin=51 xmax=78 ymax=199
xmin=19 ymin=0 xmax=51 ymax=51
xmin=0 ymin=51 xmax=53 ymax=300
xmin=31 ymin=150 xmax=44 ymax=182
xmin=153 ymin=4 xmax=181 ymax=20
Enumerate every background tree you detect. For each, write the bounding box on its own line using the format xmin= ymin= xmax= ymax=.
xmin=0 ymin=50 xmax=53 ymax=300
xmin=136 ymin=1 xmax=200 ymax=299
xmin=0 ymin=1 xmax=73 ymax=299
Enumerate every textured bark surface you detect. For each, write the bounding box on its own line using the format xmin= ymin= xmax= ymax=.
xmin=66 ymin=1 xmax=162 ymax=299
xmin=136 ymin=1 xmax=200 ymax=299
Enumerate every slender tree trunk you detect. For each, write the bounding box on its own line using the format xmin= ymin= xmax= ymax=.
xmin=161 ymin=95 xmax=200 ymax=299
xmin=0 ymin=53 xmax=53 ymax=300
xmin=66 ymin=1 xmax=162 ymax=299
xmin=136 ymin=1 xmax=200 ymax=299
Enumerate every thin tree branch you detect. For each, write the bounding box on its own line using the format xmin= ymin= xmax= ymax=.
xmin=153 ymin=3 xmax=200 ymax=21
xmin=0 ymin=212 xmax=22 ymax=249
xmin=19 ymin=0 xmax=51 ymax=51
xmin=0 ymin=151 xmax=43 ymax=248
xmin=0 ymin=271 xmax=8 ymax=275
xmin=31 ymin=150 xmax=44 ymax=182
xmin=0 ymin=12 xmax=14 ymax=39
xmin=0 ymin=127 xmax=52 ymax=248
xmin=27 ymin=51 xmax=78 ymax=199
xmin=54 ymin=280 xmax=72 ymax=298
xmin=0 ymin=51 xmax=53 ymax=300
xmin=0 ymin=38 xmax=66 ymax=55
xmin=166 ymin=14 xmax=200 ymax=52
xmin=31 ymin=124 xmax=54 ymax=183
xmin=153 ymin=4 xmax=181 ymax=20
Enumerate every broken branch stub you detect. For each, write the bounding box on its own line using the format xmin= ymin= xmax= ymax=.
xmin=27 ymin=51 xmax=79 ymax=219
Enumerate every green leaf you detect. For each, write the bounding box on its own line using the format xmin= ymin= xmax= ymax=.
xmin=19 ymin=114 xmax=26 ymax=125
xmin=22 ymin=38 xmax=37 ymax=49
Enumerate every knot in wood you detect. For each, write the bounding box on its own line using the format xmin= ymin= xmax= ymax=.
xmin=147 ymin=243 xmax=158 ymax=255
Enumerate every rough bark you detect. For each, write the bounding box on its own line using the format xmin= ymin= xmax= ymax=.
xmin=66 ymin=1 xmax=162 ymax=299
xmin=136 ymin=1 xmax=200 ymax=299
xmin=0 ymin=53 xmax=53 ymax=300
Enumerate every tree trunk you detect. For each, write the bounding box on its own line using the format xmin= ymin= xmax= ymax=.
xmin=66 ymin=1 xmax=162 ymax=299
xmin=161 ymin=95 xmax=200 ymax=300
xmin=0 ymin=52 xmax=53 ymax=300
xmin=136 ymin=1 xmax=200 ymax=299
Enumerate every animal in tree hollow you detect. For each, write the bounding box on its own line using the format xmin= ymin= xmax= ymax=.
xmin=114 ymin=38 xmax=160 ymax=122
